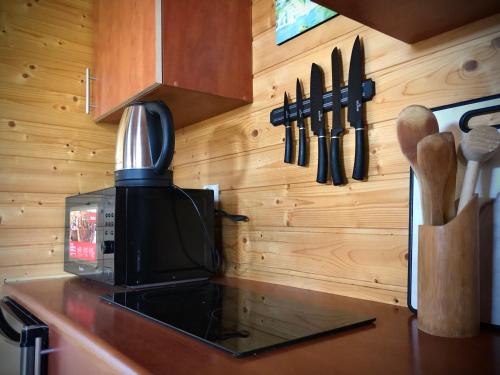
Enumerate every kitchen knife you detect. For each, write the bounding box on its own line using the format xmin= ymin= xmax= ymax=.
xmin=330 ymin=47 xmax=346 ymax=185
xmin=347 ymin=36 xmax=367 ymax=181
xmin=283 ymin=92 xmax=293 ymax=163
xmin=296 ymin=79 xmax=307 ymax=167
xmin=310 ymin=63 xmax=328 ymax=183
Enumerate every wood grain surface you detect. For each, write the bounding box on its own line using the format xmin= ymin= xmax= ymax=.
xmin=417 ymin=133 xmax=455 ymax=225
xmin=0 ymin=118 xmax=115 ymax=163
xmin=4 ymin=277 xmax=500 ymax=374
xmin=93 ymin=0 xmax=158 ymax=120
xmin=0 ymin=0 xmax=116 ymax=282
xmin=0 ymin=227 xmax=63 ymax=267
xmin=175 ymin=13 xmax=500 ymax=166
xmin=173 ymin=1 xmax=500 ymax=304
xmin=93 ymin=0 xmax=253 ymax=128
xmin=313 ymin=0 xmax=500 ymax=43
xmin=418 ymin=197 xmax=480 ymax=337
xmin=222 ymin=227 xmax=407 ymax=290
xmin=1 ymin=0 xmax=499 ymax=305
xmin=162 ymin=0 xmax=252 ymax=102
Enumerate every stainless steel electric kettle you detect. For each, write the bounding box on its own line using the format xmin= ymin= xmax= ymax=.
xmin=115 ymin=101 xmax=175 ymax=187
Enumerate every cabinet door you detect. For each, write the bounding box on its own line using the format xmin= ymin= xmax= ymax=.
xmin=93 ymin=0 xmax=162 ymax=122
xmin=47 ymin=325 xmax=145 ymax=374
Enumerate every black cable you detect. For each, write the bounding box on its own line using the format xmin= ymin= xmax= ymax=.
xmin=215 ymin=209 xmax=249 ymax=222
xmin=172 ymin=185 xmax=221 ymax=273
xmin=171 ymin=194 xmax=212 ymax=273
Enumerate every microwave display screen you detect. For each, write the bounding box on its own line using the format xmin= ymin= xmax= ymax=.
xmin=69 ymin=207 xmax=97 ymax=262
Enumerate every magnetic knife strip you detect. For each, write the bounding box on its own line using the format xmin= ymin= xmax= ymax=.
xmin=269 ymin=79 xmax=375 ymax=126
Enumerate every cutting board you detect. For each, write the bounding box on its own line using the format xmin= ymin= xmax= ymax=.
xmin=408 ymin=94 xmax=500 ymax=326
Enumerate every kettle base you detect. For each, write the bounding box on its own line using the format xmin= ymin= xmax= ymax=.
xmin=115 ymin=169 xmax=173 ymax=187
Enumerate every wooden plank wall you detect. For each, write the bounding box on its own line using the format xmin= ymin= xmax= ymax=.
xmin=0 ymin=0 xmax=115 ymax=284
xmin=173 ymin=0 xmax=500 ymax=305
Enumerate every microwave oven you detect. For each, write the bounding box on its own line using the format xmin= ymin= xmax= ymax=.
xmin=64 ymin=186 xmax=215 ymax=286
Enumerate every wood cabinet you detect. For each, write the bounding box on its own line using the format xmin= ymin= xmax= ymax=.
xmin=91 ymin=0 xmax=252 ymax=128
xmin=314 ymin=0 xmax=500 ymax=43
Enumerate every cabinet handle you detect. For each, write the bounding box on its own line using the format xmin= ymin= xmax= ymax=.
xmin=34 ymin=336 xmax=42 ymax=375
xmin=85 ymin=67 xmax=96 ymax=114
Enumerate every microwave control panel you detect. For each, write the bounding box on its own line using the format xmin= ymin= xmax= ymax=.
xmin=101 ymin=195 xmax=115 ymax=255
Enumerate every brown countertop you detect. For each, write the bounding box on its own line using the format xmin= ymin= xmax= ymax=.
xmin=4 ymin=276 xmax=499 ymax=375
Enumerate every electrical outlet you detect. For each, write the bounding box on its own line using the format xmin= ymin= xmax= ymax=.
xmin=203 ymin=184 xmax=220 ymax=207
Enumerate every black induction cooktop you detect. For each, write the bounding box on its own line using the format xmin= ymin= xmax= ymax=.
xmin=102 ymin=280 xmax=375 ymax=357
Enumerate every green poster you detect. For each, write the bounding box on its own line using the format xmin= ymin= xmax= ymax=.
xmin=275 ymin=0 xmax=337 ymax=45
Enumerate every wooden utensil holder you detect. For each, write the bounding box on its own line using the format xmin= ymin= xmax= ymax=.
xmin=418 ymin=196 xmax=479 ymax=337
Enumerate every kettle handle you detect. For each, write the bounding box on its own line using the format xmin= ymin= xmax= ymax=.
xmin=144 ymin=101 xmax=175 ymax=174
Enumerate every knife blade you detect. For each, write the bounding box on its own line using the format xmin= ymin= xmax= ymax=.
xmin=348 ymin=36 xmax=367 ymax=181
xmin=330 ymin=47 xmax=346 ymax=186
xmin=296 ymin=79 xmax=307 ymax=167
xmin=283 ymin=92 xmax=293 ymax=163
xmin=310 ymin=63 xmax=328 ymax=183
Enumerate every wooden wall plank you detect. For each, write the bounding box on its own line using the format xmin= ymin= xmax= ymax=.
xmin=0 ymin=227 xmax=62 ymax=246
xmin=253 ymin=13 xmax=500 ymax=75
xmin=0 ymin=263 xmax=67 ymax=283
xmin=224 ymin=266 xmax=407 ymax=306
xmin=0 ymin=227 xmax=65 ymax=271
xmin=0 ymin=81 xmax=84 ymax=114
xmin=0 ymin=12 xmax=92 ymax=47
xmin=0 ymin=192 xmax=66 ymax=228
xmin=0 ymin=244 xmax=63 ymax=267
xmin=251 ymin=31 xmax=500 ymax=124
xmin=0 ymin=45 xmax=89 ymax=71
xmin=0 ymin=98 xmax=109 ymax=131
xmin=223 ymin=228 xmax=408 ymax=287
xmin=0 ymin=58 xmax=87 ymax=96
xmin=174 ymin=114 xmax=405 ymax=172
xmin=0 ymin=0 xmax=93 ymax=47
xmin=253 ymin=15 xmax=364 ymax=74
xmin=0 ymin=30 xmax=92 ymax=66
xmin=0 ymin=0 xmax=91 ymax=20
xmin=219 ymin=176 xmax=409 ymax=230
xmin=0 ymin=118 xmax=115 ymax=163
xmin=251 ymin=0 xmax=275 ymax=37
xmin=173 ymin=121 xmax=409 ymax=191
xmin=0 ymin=156 xmax=113 ymax=194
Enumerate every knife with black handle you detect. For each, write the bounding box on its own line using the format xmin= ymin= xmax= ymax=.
xmin=283 ymin=92 xmax=293 ymax=164
xmin=348 ymin=36 xmax=367 ymax=181
xmin=296 ymin=79 xmax=307 ymax=167
xmin=330 ymin=47 xmax=346 ymax=186
xmin=310 ymin=63 xmax=328 ymax=183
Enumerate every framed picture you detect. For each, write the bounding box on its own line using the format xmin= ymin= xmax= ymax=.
xmin=275 ymin=0 xmax=337 ymax=45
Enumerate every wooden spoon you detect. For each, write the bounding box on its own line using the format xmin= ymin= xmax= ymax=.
xmin=417 ymin=133 xmax=455 ymax=225
xmin=458 ymin=126 xmax=500 ymax=213
xmin=441 ymin=132 xmax=457 ymax=222
xmin=397 ymin=105 xmax=439 ymax=222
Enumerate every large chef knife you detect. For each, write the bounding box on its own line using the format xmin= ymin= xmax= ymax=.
xmin=283 ymin=92 xmax=293 ymax=163
xmin=330 ymin=47 xmax=346 ymax=185
xmin=347 ymin=36 xmax=367 ymax=181
xmin=310 ymin=63 xmax=328 ymax=183
xmin=296 ymin=79 xmax=307 ymax=167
